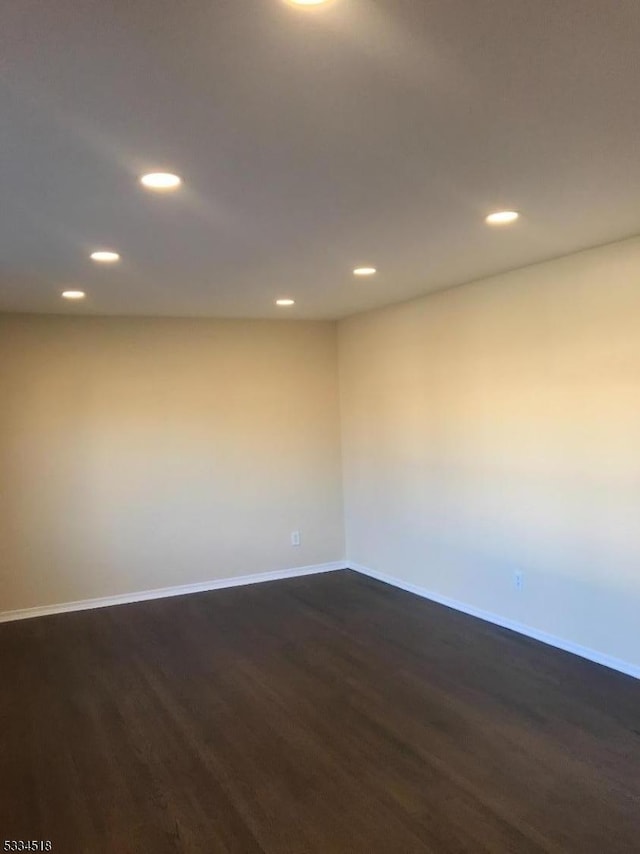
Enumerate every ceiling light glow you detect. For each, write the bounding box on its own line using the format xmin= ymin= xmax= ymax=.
xmin=90 ymin=251 xmax=120 ymax=263
xmin=353 ymin=267 xmax=377 ymax=276
xmin=140 ymin=172 xmax=182 ymax=190
xmin=287 ymin=0 xmax=332 ymax=5
xmin=276 ymin=298 xmax=295 ymax=306
xmin=62 ymin=290 xmax=86 ymax=300
xmin=485 ymin=210 xmax=519 ymax=225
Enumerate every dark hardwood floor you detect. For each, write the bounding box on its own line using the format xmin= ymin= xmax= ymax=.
xmin=1 ymin=569 xmax=639 ymax=853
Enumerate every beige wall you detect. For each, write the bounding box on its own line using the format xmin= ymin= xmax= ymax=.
xmin=3 ymin=237 xmax=640 ymax=671
xmin=0 ymin=315 xmax=344 ymax=611
xmin=339 ymin=236 xmax=640 ymax=670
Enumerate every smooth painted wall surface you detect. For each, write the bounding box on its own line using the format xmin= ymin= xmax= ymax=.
xmin=339 ymin=237 xmax=640 ymax=669
xmin=0 ymin=315 xmax=344 ymax=611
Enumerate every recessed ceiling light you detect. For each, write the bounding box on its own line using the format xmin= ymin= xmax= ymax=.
xmin=286 ymin=0 xmax=332 ymax=5
xmin=485 ymin=210 xmax=519 ymax=225
xmin=140 ymin=172 xmax=182 ymax=190
xmin=62 ymin=290 xmax=86 ymax=300
xmin=90 ymin=250 xmax=120 ymax=263
xmin=353 ymin=267 xmax=377 ymax=276
xmin=275 ymin=298 xmax=295 ymax=306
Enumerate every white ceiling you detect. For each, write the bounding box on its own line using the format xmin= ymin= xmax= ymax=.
xmin=1 ymin=0 xmax=640 ymax=319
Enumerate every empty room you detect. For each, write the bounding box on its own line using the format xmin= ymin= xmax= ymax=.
xmin=1 ymin=1 xmax=639 ymax=852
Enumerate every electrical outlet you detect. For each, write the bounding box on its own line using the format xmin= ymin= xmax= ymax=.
xmin=514 ymin=571 xmax=524 ymax=591
xmin=291 ymin=531 xmax=301 ymax=547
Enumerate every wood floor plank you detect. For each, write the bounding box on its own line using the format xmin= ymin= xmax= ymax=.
xmin=1 ymin=570 xmax=638 ymax=852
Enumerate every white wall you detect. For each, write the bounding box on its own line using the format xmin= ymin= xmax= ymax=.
xmin=0 ymin=315 xmax=344 ymax=611
xmin=3 ymin=237 xmax=640 ymax=675
xmin=339 ymin=236 xmax=640 ymax=671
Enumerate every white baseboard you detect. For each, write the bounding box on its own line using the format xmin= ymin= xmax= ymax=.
xmin=0 ymin=561 xmax=346 ymax=624
xmin=6 ymin=560 xmax=638 ymax=681
xmin=348 ymin=562 xmax=640 ymax=681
